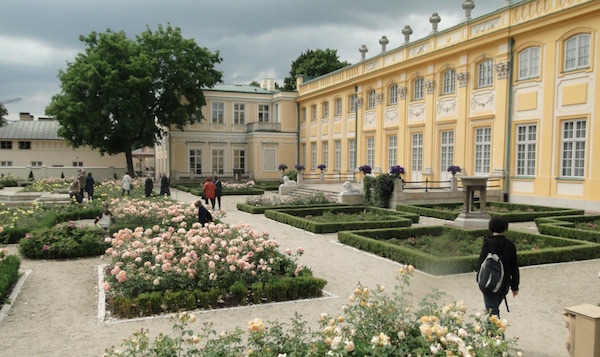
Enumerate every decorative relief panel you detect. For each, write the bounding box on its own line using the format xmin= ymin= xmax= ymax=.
xmin=495 ymin=62 xmax=510 ymax=79
xmin=425 ymin=79 xmax=435 ymax=94
xmin=436 ymin=98 xmax=457 ymax=117
xmin=399 ymin=86 xmax=407 ymax=100
xmin=363 ymin=111 xmax=377 ymax=129
xmin=457 ymin=72 xmax=469 ymax=87
xmin=470 ymin=17 xmax=500 ymax=36
xmin=408 ymin=103 xmax=426 ymax=121
xmin=384 ymin=108 xmax=399 ymax=126
xmin=470 ymin=91 xmax=495 ymax=113
xmin=409 ymin=43 xmax=429 ymax=57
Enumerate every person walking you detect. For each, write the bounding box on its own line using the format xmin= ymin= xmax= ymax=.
xmin=203 ymin=177 xmax=217 ymax=208
xmin=214 ymin=176 xmax=223 ymax=209
xmin=144 ymin=174 xmax=154 ymax=197
xmin=476 ymin=216 xmax=520 ymax=317
xmin=84 ymin=172 xmax=95 ymax=201
xmin=159 ymin=173 xmax=171 ymax=196
xmin=77 ymin=169 xmax=86 ymax=198
xmin=121 ymin=173 xmax=132 ymax=196
xmin=194 ymin=200 xmax=213 ymax=226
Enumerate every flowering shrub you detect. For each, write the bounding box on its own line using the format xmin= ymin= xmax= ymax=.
xmin=317 ymin=164 xmax=326 ymax=171
xmin=390 ymin=165 xmax=405 ymax=177
xmin=245 ymin=192 xmax=336 ymax=207
xmin=19 ymin=221 xmax=110 ymax=259
xmin=104 ymin=266 xmax=521 ymax=356
xmin=278 ymin=164 xmax=288 ymax=171
xmin=294 ymin=164 xmax=305 ymax=172
xmin=447 ymin=165 xmax=462 ymax=175
xmin=222 ymin=180 xmax=256 ymax=190
xmin=0 ymin=237 xmax=21 ymax=305
xmin=359 ymin=165 xmax=372 ymax=174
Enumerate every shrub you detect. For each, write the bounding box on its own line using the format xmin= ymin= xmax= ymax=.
xmin=104 ymin=268 xmax=522 ymax=356
xmin=0 ymin=249 xmax=20 ymax=304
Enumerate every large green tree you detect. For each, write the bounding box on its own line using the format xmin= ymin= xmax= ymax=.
xmin=283 ymin=49 xmax=351 ymax=90
xmin=0 ymin=104 xmax=7 ymax=127
xmin=46 ymin=24 xmax=223 ymax=176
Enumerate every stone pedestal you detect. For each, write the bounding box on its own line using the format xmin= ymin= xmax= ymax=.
xmin=563 ymin=304 xmax=600 ymax=356
xmin=278 ymin=184 xmax=296 ymax=195
xmin=338 ymin=193 xmax=364 ymax=205
xmin=453 ymin=176 xmax=490 ymax=228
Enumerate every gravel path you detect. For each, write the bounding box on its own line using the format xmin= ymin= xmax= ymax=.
xmin=1 ymin=187 xmax=598 ymax=356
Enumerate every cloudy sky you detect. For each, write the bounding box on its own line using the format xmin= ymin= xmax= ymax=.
xmin=1 ymin=0 xmax=507 ymax=121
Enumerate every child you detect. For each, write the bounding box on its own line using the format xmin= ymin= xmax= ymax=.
xmin=194 ymin=200 xmax=213 ymax=226
xmin=95 ymin=203 xmax=115 ymax=229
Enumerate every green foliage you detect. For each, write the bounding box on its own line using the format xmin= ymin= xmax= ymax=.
xmin=0 ymin=174 xmax=19 ymax=187
xmin=0 ymin=254 xmax=20 ymax=304
xmin=105 ymin=273 xmax=521 ymax=356
xmin=536 ymin=214 xmax=600 ymax=243
xmin=283 ymin=48 xmax=351 ymax=90
xmin=19 ymin=222 xmax=110 ymax=259
xmin=283 ymin=169 xmax=298 ymax=182
xmin=46 ymin=24 xmax=223 ymax=174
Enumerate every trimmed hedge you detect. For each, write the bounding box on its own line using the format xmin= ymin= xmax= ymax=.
xmin=338 ymin=225 xmax=600 ymax=275
xmin=173 ymin=184 xmax=265 ymax=196
xmin=264 ymin=206 xmax=417 ymax=234
xmin=109 ymin=275 xmax=327 ymax=318
xmin=0 ymin=207 xmax=102 ymax=244
xmin=237 ymin=202 xmax=346 ymax=215
xmin=395 ymin=201 xmax=585 ymax=222
xmin=0 ymin=255 xmax=21 ymax=303
xmin=535 ymin=214 xmax=600 ymax=243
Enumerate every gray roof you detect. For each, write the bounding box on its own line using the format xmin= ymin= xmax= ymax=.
xmin=0 ymin=120 xmax=62 ymax=140
xmin=204 ymin=84 xmax=274 ymax=94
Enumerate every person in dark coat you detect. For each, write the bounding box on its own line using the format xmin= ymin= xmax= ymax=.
xmin=159 ymin=173 xmax=171 ymax=196
xmin=144 ymin=174 xmax=154 ymax=197
xmin=476 ymin=216 xmax=520 ymax=317
xmin=84 ymin=172 xmax=95 ymax=201
xmin=195 ymin=200 xmax=213 ymax=226
xmin=214 ymin=176 xmax=223 ymax=209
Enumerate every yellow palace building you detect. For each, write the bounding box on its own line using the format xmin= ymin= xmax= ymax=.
xmin=296 ymin=0 xmax=600 ymax=212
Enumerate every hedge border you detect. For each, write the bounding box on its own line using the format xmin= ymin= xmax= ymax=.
xmin=172 ymin=184 xmax=265 ymax=197
xmin=395 ymin=201 xmax=585 ymax=222
xmin=535 ymin=214 xmax=600 ymax=243
xmin=264 ymin=206 xmax=416 ymax=234
xmin=237 ymin=202 xmax=347 ymax=215
xmin=337 ymin=225 xmax=600 ymax=275
xmin=0 ymin=255 xmax=21 ymax=303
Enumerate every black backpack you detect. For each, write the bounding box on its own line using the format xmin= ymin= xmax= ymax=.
xmin=478 ymin=253 xmax=504 ymax=295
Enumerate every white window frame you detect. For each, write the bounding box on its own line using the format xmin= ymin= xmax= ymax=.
xmin=311 ymin=105 xmax=317 ymax=121
xmin=474 ymin=127 xmax=491 ymax=174
xmin=189 ymin=148 xmax=203 ymax=175
xmin=258 ymin=104 xmax=270 ymax=122
xmin=478 ymin=60 xmax=494 ymax=88
xmin=322 ymin=101 xmax=329 ymax=118
xmin=211 ymin=102 xmax=224 ymax=124
xmin=0 ymin=161 xmax=12 ymax=167
xmin=334 ymin=140 xmax=341 ymax=170
xmin=0 ymin=141 xmax=12 ymax=149
xmin=72 ymin=161 xmax=83 ymax=167
xmin=301 ymin=107 xmax=307 ymax=122
xmin=565 ymin=34 xmax=590 ymax=71
xmin=440 ymin=130 xmax=454 ymax=172
xmin=389 ymin=84 xmax=398 ymax=105
xmin=31 ymin=161 xmax=43 ymax=167
xmin=233 ymin=149 xmax=246 ymax=170
xmin=311 ymin=143 xmax=317 ymax=170
xmin=442 ymin=70 xmax=456 ymax=95
xmin=368 ymin=90 xmax=376 ymax=109
xmin=518 ymin=47 xmax=540 ymax=80
xmin=414 ymin=77 xmax=424 ymax=100
xmin=366 ymin=137 xmax=375 ymax=168
xmin=388 ymin=136 xmax=397 ymax=170
xmin=348 ymin=139 xmax=356 ymax=171
xmin=349 ymin=95 xmax=356 ymax=113
xmin=411 ymin=133 xmax=423 ymax=172
xmin=322 ymin=141 xmax=329 ymax=169
xmin=335 ymin=98 xmax=342 ymax=116
xmin=233 ymin=103 xmax=246 ymax=125
xmin=211 ymin=149 xmax=225 ymax=175
xmin=561 ymin=119 xmax=586 ymax=178
xmin=516 ymin=124 xmax=537 ymax=176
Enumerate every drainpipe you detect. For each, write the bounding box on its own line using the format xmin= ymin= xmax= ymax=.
xmin=296 ymin=102 xmax=300 ymax=166
xmin=354 ymin=85 xmax=359 ymax=175
xmin=504 ymin=37 xmax=515 ymax=202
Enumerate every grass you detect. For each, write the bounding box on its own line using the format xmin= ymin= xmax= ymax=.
xmin=575 ymin=220 xmax=600 ymax=231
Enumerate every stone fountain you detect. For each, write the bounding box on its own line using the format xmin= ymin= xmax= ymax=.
xmin=453 ymin=176 xmax=490 ymax=229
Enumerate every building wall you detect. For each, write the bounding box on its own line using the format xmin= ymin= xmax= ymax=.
xmin=155 ymin=85 xmax=298 ymax=182
xmin=296 ymin=0 xmax=600 ymax=211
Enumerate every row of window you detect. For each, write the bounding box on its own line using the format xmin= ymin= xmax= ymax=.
xmin=298 ymin=119 xmax=586 ymax=178
xmin=0 ymin=161 xmax=84 ymax=167
xmin=1 ymin=141 xmax=31 ymax=149
xmin=210 ymin=103 xmax=272 ymax=125
xmin=188 ymin=149 xmax=246 ymax=175
xmin=301 ymin=33 xmax=591 ymax=120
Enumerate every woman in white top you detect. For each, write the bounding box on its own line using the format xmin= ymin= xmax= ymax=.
xmin=95 ymin=203 xmax=115 ymax=229
xmin=121 ymin=173 xmax=132 ymax=196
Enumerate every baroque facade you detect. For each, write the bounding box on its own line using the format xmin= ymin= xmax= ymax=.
xmin=154 ymin=80 xmax=298 ymax=182
xmin=295 ymin=0 xmax=600 ymax=211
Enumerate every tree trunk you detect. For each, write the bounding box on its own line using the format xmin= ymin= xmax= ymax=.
xmin=125 ymin=149 xmax=135 ymax=177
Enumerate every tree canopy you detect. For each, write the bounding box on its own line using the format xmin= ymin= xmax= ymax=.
xmin=282 ymin=49 xmax=351 ymax=90
xmin=0 ymin=104 xmax=7 ymax=127
xmin=46 ymin=24 xmax=223 ymax=176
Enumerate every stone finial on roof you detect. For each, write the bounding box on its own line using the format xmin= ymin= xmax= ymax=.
xmin=463 ymin=0 xmax=475 ymax=21
xmin=402 ymin=25 xmax=413 ymax=44
xmin=379 ymin=36 xmax=389 ymax=53
xmin=359 ymin=45 xmax=368 ymax=61
xmin=429 ymin=13 xmax=441 ymax=34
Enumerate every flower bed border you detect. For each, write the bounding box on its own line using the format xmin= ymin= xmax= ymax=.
xmin=237 ymin=202 xmax=347 ymax=215
xmin=264 ymin=206 xmax=417 ymax=234
xmin=337 ymin=225 xmax=600 ymax=275
xmin=173 ymin=184 xmax=265 ymax=196
xmin=395 ymin=201 xmax=585 ymax=222
xmin=535 ymin=214 xmax=600 ymax=243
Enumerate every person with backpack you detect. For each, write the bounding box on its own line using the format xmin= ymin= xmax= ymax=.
xmin=476 ymin=216 xmax=520 ymax=317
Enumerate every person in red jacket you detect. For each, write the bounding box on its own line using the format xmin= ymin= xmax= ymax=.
xmin=203 ymin=177 xmax=217 ymax=208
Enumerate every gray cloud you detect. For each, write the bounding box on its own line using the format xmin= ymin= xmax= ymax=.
xmin=0 ymin=0 xmax=505 ymax=120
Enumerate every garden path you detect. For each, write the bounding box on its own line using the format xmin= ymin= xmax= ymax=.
xmin=0 ymin=185 xmax=598 ymax=356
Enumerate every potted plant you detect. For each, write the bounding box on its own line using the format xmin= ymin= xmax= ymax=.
xmin=294 ymin=164 xmax=305 ymax=172
xmin=278 ymin=164 xmax=288 ymax=172
xmin=390 ymin=165 xmax=405 ymax=179
xmin=447 ymin=165 xmax=461 ymax=176
xmin=359 ymin=165 xmax=372 ymax=175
